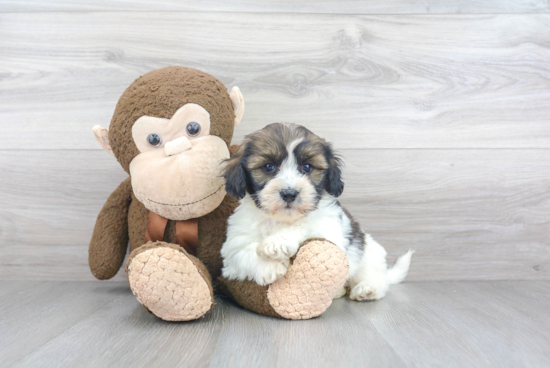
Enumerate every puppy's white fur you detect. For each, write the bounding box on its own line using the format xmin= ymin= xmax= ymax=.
xmin=221 ymin=130 xmax=413 ymax=301
xmin=222 ymin=193 xmax=413 ymax=300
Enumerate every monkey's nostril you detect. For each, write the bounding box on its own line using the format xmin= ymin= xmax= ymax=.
xmin=280 ymin=189 xmax=299 ymax=203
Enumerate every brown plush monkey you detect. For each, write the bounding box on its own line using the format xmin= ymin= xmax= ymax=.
xmin=90 ymin=66 xmax=349 ymax=321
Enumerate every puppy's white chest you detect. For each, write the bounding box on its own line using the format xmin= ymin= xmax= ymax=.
xmin=258 ymin=218 xmax=306 ymax=238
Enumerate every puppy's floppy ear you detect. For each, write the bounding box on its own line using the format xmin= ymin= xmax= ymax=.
xmin=223 ymin=146 xmax=247 ymax=199
xmin=324 ymin=145 xmax=345 ymax=197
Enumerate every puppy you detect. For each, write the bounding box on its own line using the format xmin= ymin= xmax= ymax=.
xmin=221 ymin=123 xmax=412 ymax=301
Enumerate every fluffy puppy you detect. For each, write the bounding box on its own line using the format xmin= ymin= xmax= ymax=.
xmin=221 ymin=123 xmax=412 ymax=301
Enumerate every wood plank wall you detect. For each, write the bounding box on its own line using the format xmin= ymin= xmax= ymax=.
xmin=1 ymin=1 xmax=549 ymax=281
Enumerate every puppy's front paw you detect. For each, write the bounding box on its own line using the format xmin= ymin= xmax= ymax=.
xmin=257 ymin=239 xmax=296 ymax=261
xmin=349 ymin=281 xmax=389 ymax=301
xmin=254 ymin=259 xmax=290 ymax=286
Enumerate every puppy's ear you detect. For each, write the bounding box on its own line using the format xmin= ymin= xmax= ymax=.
xmin=223 ymin=146 xmax=247 ymax=199
xmin=324 ymin=145 xmax=344 ymax=197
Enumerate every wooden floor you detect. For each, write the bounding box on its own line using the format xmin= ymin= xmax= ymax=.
xmin=0 ymin=280 xmax=548 ymax=367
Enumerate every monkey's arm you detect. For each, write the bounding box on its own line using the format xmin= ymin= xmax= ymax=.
xmin=229 ymin=144 xmax=240 ymax=156
xmin=89 ymin=177 xmax=132 ymax=280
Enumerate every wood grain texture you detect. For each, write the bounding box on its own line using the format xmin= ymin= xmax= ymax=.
xmin=1 ymin=13 xmax=550 ymax=150
xmin=1 ymin=149 xmax=548 ymax=281
xmin=0 ymin=280 xmax=44 ymax=299
xmin=1 ymin=6 xmax=548 ymax=368
xmin=209 ymin=293 xmax=406 ymax=367
xmin=365 ymin=281 xmax=550 ymax=367
xmin=3 ymin=281 xmax=550 ymax=367
xmin=0 ymin=281 xmax=124 ymax=366
xmin=11 ymin=288 xmax=228 ymax=367
xmin=2 ymin=0 xmax=550 ymax=13
xmin=0 ymin=150 xmax=129 ymax=282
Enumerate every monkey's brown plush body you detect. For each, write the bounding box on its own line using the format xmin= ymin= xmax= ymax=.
xmin=89 ymin=66 xmax=349 ymax=321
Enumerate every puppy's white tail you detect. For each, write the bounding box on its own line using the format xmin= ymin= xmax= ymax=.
xmin=387 ymin=250 xmax=414 ymax=285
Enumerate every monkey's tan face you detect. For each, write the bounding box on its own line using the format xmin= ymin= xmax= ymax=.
xmin=129 ymin=103 xmax=229 ymax=220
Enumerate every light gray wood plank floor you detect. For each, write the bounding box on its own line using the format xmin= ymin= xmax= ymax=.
xmin=0 ymin=280 xmax=548 ymax=367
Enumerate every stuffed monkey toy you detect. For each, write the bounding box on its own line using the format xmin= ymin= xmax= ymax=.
xmin=90 ymin=66 xmax=349 ymax=321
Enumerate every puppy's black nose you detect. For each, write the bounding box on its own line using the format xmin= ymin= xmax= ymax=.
xmin=280 ymin=189 xmax=298 ymax=203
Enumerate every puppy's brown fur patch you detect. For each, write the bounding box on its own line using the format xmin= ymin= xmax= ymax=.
xmin=240 ymin=122 xmax=329 ymax=176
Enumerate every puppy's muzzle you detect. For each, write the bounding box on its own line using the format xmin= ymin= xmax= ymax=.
xmin=280 ymin=189 xmax=299 ymax=203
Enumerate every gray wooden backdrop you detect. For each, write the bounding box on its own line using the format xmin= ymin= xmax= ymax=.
xmin=1 ymin=1 xmax=549 ymax=282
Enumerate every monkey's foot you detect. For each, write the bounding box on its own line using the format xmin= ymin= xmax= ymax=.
xmin=267 ymin=239 xmax=349 ymax=319
xmin=126 ymin=242 xmax=214 ymax=321
xmin=219 ymin=238 xmax=348 ymax=320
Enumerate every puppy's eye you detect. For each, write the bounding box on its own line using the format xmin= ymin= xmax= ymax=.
xmin=263 ymin=163 xmax=276 ymax=173
xmin=186 ymin=122 xmax=201 ymax=136
xmin=301 ymin=163 xmax=313 ymax=174
xmin=147 ymin=134 xmax=162 ymax=147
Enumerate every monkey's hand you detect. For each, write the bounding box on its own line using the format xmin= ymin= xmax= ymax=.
xmin=89 ymin=177 xmax=132 ymax=280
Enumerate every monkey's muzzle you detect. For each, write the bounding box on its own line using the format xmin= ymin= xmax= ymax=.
xmin=130 ymin=135 xmax=230 ymax=221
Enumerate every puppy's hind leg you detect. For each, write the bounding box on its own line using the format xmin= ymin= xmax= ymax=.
xmin=349 ymin=235 xmax=413 ymax=301
xmin=333 ymin=286 xmax=347 ymax=299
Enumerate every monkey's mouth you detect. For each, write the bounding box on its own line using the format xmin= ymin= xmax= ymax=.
xmin=142 ymin=185 xmax=224 ymax=207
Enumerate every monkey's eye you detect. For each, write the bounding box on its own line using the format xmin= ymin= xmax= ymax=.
xmin=186 ymin=122 xmax=201 ymax=136
xmin=301 ymin=163 xmax=313 ymax=174
xmin=263 ymin=163 xmax=276 ymax=173
xmin=147 ymin=134 xmax=162 ymax=147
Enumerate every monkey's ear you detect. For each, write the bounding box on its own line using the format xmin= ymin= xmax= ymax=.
xmin=229 ymin=86 xmax=245 ymax=127
xmin=93 ymin=125 xmax=115 ymax=156
xmin=223 ymin=148 xmax=247 ymax=199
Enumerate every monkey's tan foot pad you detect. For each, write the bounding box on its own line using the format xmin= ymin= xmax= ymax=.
xmin=267 ymin=239 xmax=349 ymax=320
xmin=126 ymin=242 xmax=214 ymax=321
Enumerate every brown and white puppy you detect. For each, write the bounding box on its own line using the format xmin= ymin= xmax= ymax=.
xmin=221 ymin=123 xmax=413 ymax=301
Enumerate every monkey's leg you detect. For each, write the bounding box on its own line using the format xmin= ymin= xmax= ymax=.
xmin=219 ymin=239 xmax=349 ymax=320
xmin=126 ymin=241 xmax=214 ymax=321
